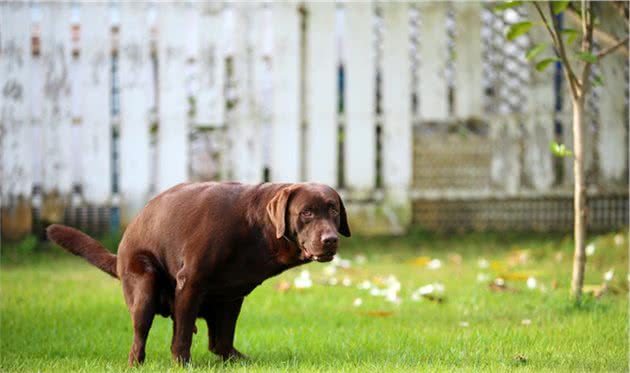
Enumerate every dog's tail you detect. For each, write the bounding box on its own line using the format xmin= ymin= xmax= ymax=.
xmin=46 ymin=224 xmax=118 ymax=279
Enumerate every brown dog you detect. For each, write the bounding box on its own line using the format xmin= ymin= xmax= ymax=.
xmin=46 ymin=182 xmax=350 ymax=365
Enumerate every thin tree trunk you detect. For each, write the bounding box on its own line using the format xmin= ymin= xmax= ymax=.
xmin=570 ymin=94 xmax=587 ymax=301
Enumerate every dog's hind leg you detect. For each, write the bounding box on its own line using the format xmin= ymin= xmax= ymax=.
xmin=122 ymin=255 xmax=158 ymax=366
xmin=202 ymin=308 xmax=218 ymax=353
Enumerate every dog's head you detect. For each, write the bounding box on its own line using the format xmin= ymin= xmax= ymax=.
xmin=266 ymin=183 xmax=350 ymax=262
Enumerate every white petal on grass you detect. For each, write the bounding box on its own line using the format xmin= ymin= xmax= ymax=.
xmin=434 ymin=283 xmax=445 ymax=294
xmin=494 ymin=278 xmax=505 ymax=286
xmin=585 ymin=243 xmax=596 ymax=256
xmin=342 ymin=277 xmax=352 ymax=287
xmin=385 ymin=291 xmax=401 ymax=304
xmin=427 ymin=259 xmax=442 ymax=270
xmin=354 ymin=254 xmax=367 ymax=264
xmin=614 ymin=234 xmax=624 ymax=246
xmin=521 ymin=319 xmax=532 ymax=326
xmin=370 ymin=288 xmax=382 ymax=296
xmin=358 ymin=280 xmax=372 ymax=290
xmin=604 ymin=269 xmax=614 ymax=282
xmin=294 ymin=270 xmax=312 ymax=289
xmin=323 ymin=265 xmax=337 ymax=277
xmin=478 ymin=258 xmax=489 ymax=269
xmin=459 ymin=321 xmax=469 ymax=327
xmin=526 ymin=277 xmax=537 ymax=289
xmin=328 ymin=277 xmax=338 ymax=286
xmin=418 ymin=284 xmax=435 ymax=295
xmin=353 ymin=298 xmax=363 ymax=307
xmin=477 ymin=273 xmax=490 ymax=283
xmin=411 ymin=292 xmax=422 ymax=302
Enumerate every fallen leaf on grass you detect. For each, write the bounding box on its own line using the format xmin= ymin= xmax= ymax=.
xmin=500 ymin=272 xmax=532 ymax=281
xmin=514 ymin=353 xmax=528 ymax=364
xmin=448 ymin=253 xmax=463 ymax=265
xmin=411 ymin=256 xmax=432 ymax=266
xmin=364 ymin=310 xmax=394 ymax=317
xmin=506 ymin=250 xmax=530 ymax=266
xmin=583 ymin=283 xmax=608 ymax=298
xmin=490 ymin=260 xmax=507 ymax=272
xmin=274 ymin=281 xmax=292 ymax=293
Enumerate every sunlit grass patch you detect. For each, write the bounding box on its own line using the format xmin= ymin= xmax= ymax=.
xmin=1 ymin=230 xmax=627 ymax=372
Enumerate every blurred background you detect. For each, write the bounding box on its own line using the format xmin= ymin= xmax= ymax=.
xmin=1 ymin=2 xmax=628 ymax=241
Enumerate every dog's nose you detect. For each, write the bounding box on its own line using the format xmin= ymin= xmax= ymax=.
xmin=321 ymin=234 xmax=338 ymax=247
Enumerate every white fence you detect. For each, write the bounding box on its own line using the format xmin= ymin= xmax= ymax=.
xmin=1 ymin=2 xmax=627 ymax=235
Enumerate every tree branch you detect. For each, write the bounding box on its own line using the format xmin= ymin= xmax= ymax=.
xmin=579 ymin=1 xmax=594 ymax=99
xmin=565 ymin=6 xmax=629 ymax=57
xmin=597 ymin=35 xmax=629 ymax=60
xmin=544 ymin=2 xmax=581 ymax=97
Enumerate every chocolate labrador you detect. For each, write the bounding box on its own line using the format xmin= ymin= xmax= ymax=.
xmin=47 ymin=182 xmax=350 ymax=365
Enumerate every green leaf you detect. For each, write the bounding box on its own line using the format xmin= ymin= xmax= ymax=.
xmin=526 ymin=43 xmax=548 ymax=60
xmin=552 ymin=1 xmax=570 ymax=15
xmin=506 ymin=21 xmax=533 ymax=41
xmin=493 ymin=1 xmax=523 ymax=11
xmin=561 ymin=28 xmax=579 ymax=45
xmin=550 ymin=141 xmax=573 ymax=158
xmin=591 ymin=75 xmax=604 ymax=86
xmin=576 ymin=51 xmax=598 ymax=63
xmin=535 ymin=57 xmax=559 ymax=72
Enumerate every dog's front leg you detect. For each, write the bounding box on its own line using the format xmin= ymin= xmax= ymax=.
xmin=171 ymin=266 xmax=203 ymax=364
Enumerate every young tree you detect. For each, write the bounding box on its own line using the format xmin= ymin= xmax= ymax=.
xmin=497 ymin=1 xmax=628 ymax=302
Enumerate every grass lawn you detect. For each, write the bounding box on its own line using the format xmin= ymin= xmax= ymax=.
xmin=1 ymin=230 xmax=627 ymax=372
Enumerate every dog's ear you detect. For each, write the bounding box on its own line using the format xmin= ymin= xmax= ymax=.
xmin=266 ymin=186 xmax=297 ymax=239
xmin=338 ymin=195 xmax=351 ymax=237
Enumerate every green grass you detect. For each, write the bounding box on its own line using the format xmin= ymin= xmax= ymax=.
xmin=1 ymin=230 xmax=628 ymax=372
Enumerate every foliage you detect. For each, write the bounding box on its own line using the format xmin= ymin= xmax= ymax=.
xmin=550 ymin=141 xmax=573 ymax=158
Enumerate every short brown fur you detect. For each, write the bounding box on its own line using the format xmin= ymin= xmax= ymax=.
xmin=47 ymin=182 xmax=350 ymax=365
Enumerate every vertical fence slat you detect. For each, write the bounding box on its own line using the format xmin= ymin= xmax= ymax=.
xmin=305 ymin=2 xmax=337 ymax=186
xmin=196 ymin=4 xmax=225 ymax=128
xmin=30 ymin=7 xmax=45 ymax=195
xmin=42 ymin=3 xmax=73 ymax=195
xmin=227 ymin=4 xmax=262 ymax=183
xmin=524 ymin=18 xmax=554 ymax=191
xmin=490 ymin=117 xmax=520 ymax=194
xmin=598 ymin=6 xmax=627 ymax=184
xmin=382 ymin=3 xmax=412 ymax=200
xmin=454 ymin=2 xmax=483 ymax=119
xmin=79 ymin=4 xmax=111 ymax=204
xmin=417 ymin=2 xmax=449 ymax=121
xmin=271 ymin=3 xmax=301 ymax=182
xmin=344 ymin=2 xmax=375 ymax=193
xmin=119 ymin=3 xmax=152 ymax=219
xmin=1 ymin=3 xmax=32 ymax=201
xmin=157 ymin=3 xmax=190 ymax=191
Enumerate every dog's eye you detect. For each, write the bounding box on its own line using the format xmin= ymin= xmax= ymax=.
xmin=329 ymin=206 xmax=339 ymax=216
xmin=301 ymin=209 xmax=314 ymax=218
